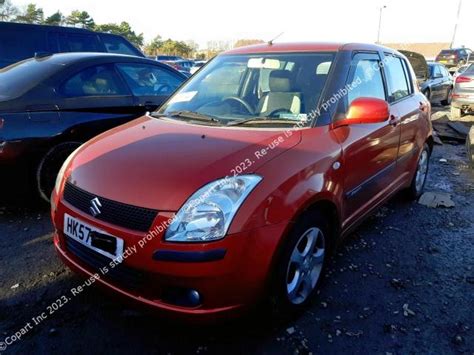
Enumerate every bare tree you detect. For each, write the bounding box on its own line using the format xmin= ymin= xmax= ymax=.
xmin=0 ymin=0 xmax=19 ymax=21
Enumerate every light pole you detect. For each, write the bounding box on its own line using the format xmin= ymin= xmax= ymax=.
xmin=377 ymin=5 xmax=387 ymax=44
xmin=450 ymin=0 xmax=463 ymax=49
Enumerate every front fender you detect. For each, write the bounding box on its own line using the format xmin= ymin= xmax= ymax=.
xmin=229 ymin=126 xmax=344 ymax=235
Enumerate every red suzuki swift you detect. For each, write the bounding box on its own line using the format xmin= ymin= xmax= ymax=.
xmin=51 ymin=42 xmax=432 ymax=320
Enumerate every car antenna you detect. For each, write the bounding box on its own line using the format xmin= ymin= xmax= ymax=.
xmin=268 ymin=32 xmax=284 ymax=46
xmin=34 ymin=52 xmax=52 ymax=59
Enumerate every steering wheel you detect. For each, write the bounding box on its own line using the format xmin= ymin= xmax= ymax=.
xmin=222 ymin=96 xmax=254 ymax=115
xmin=268 ymin=108 xmax=293 ymax=118
xmin=156 ymin=84 xmax=172 ymax=94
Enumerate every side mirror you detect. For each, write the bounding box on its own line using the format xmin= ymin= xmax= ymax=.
xmin=332 ymin=97 xmax=389 ymax=128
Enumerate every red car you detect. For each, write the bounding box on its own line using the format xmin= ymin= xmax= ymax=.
xmin=51 ymin=42 xmax=432 ymax=320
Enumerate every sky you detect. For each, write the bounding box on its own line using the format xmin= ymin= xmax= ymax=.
xmin=13 ymin=0 xmax=474 ymax=49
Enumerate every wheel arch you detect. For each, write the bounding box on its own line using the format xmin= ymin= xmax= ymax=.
xmin=426 ymin=135 xmax=434 ymax=154
xmin=267 ymin=195 xmax=341 ymax=283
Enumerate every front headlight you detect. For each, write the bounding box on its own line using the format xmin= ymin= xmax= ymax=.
xmin=165 ymin=175 xmax=262 ymax=242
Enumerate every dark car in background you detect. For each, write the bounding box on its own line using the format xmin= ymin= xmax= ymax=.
xmin=156 ymin=55 xmax=184 ymax=61
xmin=421 ymin=62 xmax=453 ymax=105
xmin=0 ymin=53 xmax=185 ymax=201
xmin=0 ymin=21 xmax=145 ymax=69
xmin=435 ymin=48 xmax=472 ymax=70
xmin=399 ymin=50 xmax=452 ymax=105
xmin=451 ymin=63 xmax=474 ymax=119
xmin=163 ymin=59 xmax=194 ymax=73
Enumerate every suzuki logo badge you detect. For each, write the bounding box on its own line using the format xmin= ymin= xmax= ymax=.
xmin=90 ymin=197 xmax=102 ymax=217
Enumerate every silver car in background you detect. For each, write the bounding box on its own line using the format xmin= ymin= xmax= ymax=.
xmin=451 ymin=63 xmax=474 ymax=119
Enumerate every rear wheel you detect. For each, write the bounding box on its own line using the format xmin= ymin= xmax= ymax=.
xmin=407 ymin=143 xmax=430 ymax=200
xmin=270 ymin=210 xmax=331 ymax=317
xmin=441 ymin=88 xmax=452 ymax=106
xmin=36 ymin=142 xmax=81 ymax=202
xmin=450 ymin=106 xmax=462 ymax=120
xmin=467 ymin=128 xmax=474 ymax=168
xmin=423 ymin=88 xmax=431 ymax=102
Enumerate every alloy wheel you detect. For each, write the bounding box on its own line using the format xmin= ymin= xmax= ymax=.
xmin=415 ymin=150 xmax=429 ymax=193
xmin=286 ymin=227 xmax=325 ymax=305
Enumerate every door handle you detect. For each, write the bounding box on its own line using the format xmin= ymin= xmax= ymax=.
xmin=389 ymin=115 xmax=400 ymax=127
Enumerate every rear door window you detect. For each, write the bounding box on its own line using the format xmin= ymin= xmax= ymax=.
xmin=101 ymin=34 xmax=141 ymax=56
xmin=56 ymin=33 xmax=101 ymax=52
xmin=60 ymin=65 xmax=129 ymax=97
xmin=441 ymin=66 xmax=450 ymax=77
xmin=116 ymin=63 xmax=183 ymax=96
xmin=384 ymin=56 xmax=411 ymax=101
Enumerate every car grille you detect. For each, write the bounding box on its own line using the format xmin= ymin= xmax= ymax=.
xmin=63 ymin=182 xmax=158 ymax=232
xmin=65 ymin=236 xmax=146 ymax=290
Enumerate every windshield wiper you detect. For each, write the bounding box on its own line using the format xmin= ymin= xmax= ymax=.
xmin=153 ymin=110 xmax=221 ymax=123
xmin=227 ymin=117 xmax=301 ymax=126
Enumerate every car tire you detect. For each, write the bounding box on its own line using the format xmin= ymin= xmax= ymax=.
xmin=269 ymin=210 xmax=332 ymax=318
xmin=407 ymin=143 xmax=430 ymax=200
xmin=450 ymin=106 xmax=462 ymax=120
xmin=36 ymin=142 xmax=82 ymax=202
xmin=422 ymin=88 xmax=431 ymax=102
xmin=441 ymin=88 xmax=452 ymax=106
xmin=467 ymin=127 xmax=474 ymax=169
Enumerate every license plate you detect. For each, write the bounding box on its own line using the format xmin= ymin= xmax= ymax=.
xmin=63 ymin=213 xmax=124 ymax=259
xmin=439 ymin=60 xmax=447 ymax=63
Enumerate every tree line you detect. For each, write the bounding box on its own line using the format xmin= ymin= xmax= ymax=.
xmin=0 ymin=1 xmax=264 ymax=58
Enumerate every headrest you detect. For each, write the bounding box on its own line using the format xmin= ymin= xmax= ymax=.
xmin=269 ymin=70 xmax=292 ymax=92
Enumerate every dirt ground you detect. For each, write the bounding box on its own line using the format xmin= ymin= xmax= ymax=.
xmin=1 ymin=108 xmax=473 ymax=355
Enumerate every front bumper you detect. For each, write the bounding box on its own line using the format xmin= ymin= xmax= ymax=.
xmin=52 ymin=197 xmax=290 ymax=320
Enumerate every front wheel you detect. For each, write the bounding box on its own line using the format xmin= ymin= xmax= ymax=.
xmin=36 ymin=142 xmax=82 ymax=202
xmin=407 ymin=143 xmax=430 ymax=200
xmin=270 ymin=210 xmax=331 ymax=317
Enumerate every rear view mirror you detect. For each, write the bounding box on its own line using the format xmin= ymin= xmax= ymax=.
xmin=247 ymin=58 xmax=280 ymax=69
xmin=332 ymin=97 xmax=389 ymax=128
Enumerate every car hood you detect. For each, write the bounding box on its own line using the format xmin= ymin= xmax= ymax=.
xmin=68 ymin=115 xmax=302 ymax=211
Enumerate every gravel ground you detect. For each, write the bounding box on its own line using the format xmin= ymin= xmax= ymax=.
xmin=1 ymin=110 xmax=473 ymax=355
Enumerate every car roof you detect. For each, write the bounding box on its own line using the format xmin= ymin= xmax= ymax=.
xmin=0 ymin=21 xmax=131 ymax=40
xmin=5 ymin=52 xmax=186 ymax=81
xmin=0 ymin=21 xmax=95 ymax=33
xmin=28 ymin=52 xmax=148 ymax=64
xmin=223 ymin=42 xmax=397 ymax=55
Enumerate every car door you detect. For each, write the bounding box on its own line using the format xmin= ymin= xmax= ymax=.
xmin=440 ymin=66 xmax=453 ymax=98
xmin=383 ymin=54 xmax=428 ymax=177
xmin=431 ymin=65 xmax=444 ymax=100
xmin=115 ymin=63 xmax=185 ymax=111
xmin=57 ymin=64 xmax=139 ymax=138
xmin=336 ymin=52 xmax=401 ymax=225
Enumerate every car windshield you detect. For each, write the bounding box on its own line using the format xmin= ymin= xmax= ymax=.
xmin=156 ymin=52 xmax=335 ymax=127
xmin=464 ymin=64 xmax=474 ymax=75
